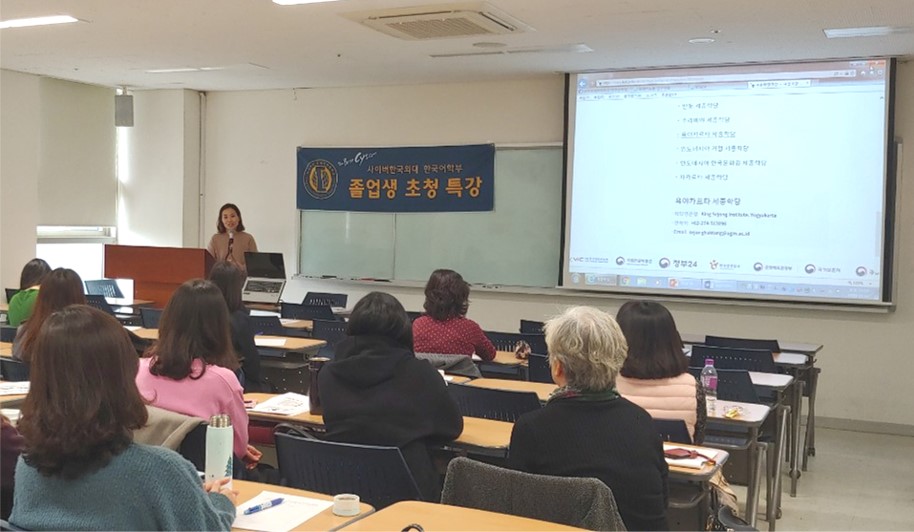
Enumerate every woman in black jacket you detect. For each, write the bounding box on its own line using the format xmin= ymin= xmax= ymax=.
xmin=319 ymin=291 xmax=463 ymax=501
xmin=208 ymin=260 xmax=263 ymax=392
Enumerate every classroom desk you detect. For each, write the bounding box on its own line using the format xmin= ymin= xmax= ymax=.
xmin=279 ymin=318 xmax=313 ymax=331
xmin=463 ymin=377 xmax=557 ymax=402
xmin=0 ymin=303 xmax=8 ymax=312
xmin=233 ymin=479 xmax=374 ymax=531
xmin=129 ymin=328 xmax=325 ymax=352
xmin=339 ymin=500 xmax=585 ymax=531
xmin=0 ymin=342 xmax=11 ymax=356
xmin=244 ymin=393 xmax=514 ymax=455
xmin=0 ymin=393 xmax=27 ymax=408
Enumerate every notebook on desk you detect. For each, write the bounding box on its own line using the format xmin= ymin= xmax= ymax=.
xmin=242 ymin=252 xmax=286 ymax=304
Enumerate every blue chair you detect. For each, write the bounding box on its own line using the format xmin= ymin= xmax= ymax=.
xmin=310 ymin=319 xmax=347 ymax=359
xmin=0 ymin=357 xmax=29 ymax=382
xmin=704 ymin=335 xmax=781 ymax=354
xmin=527 ymin=353 xmax=552 ymax=384
xmin=446 ymin=383 xmax=541 ymax=422
xmin=84 ymin=279 xmax=125 ymax=299
xmin=280 ymin=302 xmax=339 ymax=322
xmin=248 ymin=315 xmax=284 ymax=336
xmin=653 ymin=418 xmax=693 ymax=444
xmin=689 ymin=345 xmax=778 ymax=374
xmin=139 ymin=308 xmax=163 ymax=329
xmin=301 ymin=292 xmax=348 ymax=308
xmin=274 ymin=427 xmax=421 ymax=509
xmin=85 ymin=294 xmax=117 ymax=316
xmin=688 ymin=367 xmax=761 ymax=404
xmin=0 ymin=327 xmax=16 ymax=343
xmin=519 ymin=319 xmax=545 ymax=334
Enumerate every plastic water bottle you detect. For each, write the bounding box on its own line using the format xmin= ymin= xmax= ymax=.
xmin=700 ymin=358 xmax=718 ymax=416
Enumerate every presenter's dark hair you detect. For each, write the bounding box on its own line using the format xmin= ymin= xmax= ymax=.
xmin=19 ymin=258 xmax=51 ymax=289
xmin=19 ymin=305 xmax=148 ymax=479
xmin=209 ymin=260 xmax=246 ymax=313
xmin=17 ymin=268 xmax=87 ymax=363
xmin=346 ymin=292 xmax=413 ymax=350
xmin=216 ymin=202 xmax=245 ymax=233
xmin=423 ymin=269 xmax=470 ymax=321
xmin=147 ymin=279 xmax=239 ymax=379
xmin=616 ymin=300 xmax=688 ymax=379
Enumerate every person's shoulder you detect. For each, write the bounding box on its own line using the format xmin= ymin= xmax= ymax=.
xmin=204 ymin=363 xmax=244 ymax=390
xmin=122 ymin=443 xmax=190 ymax=468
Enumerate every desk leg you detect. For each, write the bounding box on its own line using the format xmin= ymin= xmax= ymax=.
xmin=746 ymin=427 xmax=761 ymax=528
xmin=769 ymin=404 xmax=789 ymax=528
xmin=789 ymin=379 xmax=803 ymax=497
xmin=802 ymin=365 xmax=820 ymax=471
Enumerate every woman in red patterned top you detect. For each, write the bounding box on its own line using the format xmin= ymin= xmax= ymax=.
xmin=412 ymin=269 xmax=496 ymax=361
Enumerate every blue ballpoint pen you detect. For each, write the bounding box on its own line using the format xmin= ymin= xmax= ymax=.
xmin=244 ymin=497 xmax=285 ymax=515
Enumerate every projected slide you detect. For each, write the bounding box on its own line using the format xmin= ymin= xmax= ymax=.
xmin=563 ymin=59 xmax=893 ymax=304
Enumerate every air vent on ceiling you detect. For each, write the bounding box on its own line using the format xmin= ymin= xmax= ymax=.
xmin=431 ymin=43 xmax=593 ymax=58
xmin=343 ymin=2 xmax=533 ymax=40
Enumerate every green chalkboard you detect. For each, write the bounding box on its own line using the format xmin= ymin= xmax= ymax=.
xmin=299 ymin=146 xmax=562 ymax=287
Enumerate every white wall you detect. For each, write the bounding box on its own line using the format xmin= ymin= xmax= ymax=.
xmin=203 ymin=73 xmax=914 ymax=429
xmin=0 ymin=70 xmax=41 ymax=293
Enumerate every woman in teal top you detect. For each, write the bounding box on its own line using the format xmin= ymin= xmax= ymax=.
xmin=10 ymin=305 xmax=237 ymax=530
xmin=6 ymin=258 xmax=50 ymax=326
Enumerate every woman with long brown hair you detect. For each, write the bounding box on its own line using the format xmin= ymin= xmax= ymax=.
xmin=10 ymin=305 xmax=236 ymax=530
xmin=135 ymin=279 xmax=253 ymax=463
xmin=12 ymin=268 xmax=86 ymax=362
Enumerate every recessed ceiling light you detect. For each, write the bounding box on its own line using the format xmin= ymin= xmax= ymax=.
xmin=688 ymin=37 xmax=716 ymax=44
xmin=273 ymin=0 xmax=340 ymax=5
xmin=824 ymin=26 xmax=911 ymax=38
xmin=0 ymin=15 xmax=78 ymax=29
xmin=145 ymin=67 xmax=226 ymax=74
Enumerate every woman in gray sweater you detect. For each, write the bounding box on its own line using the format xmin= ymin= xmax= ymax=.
xmin=10 ymin=305 xmax=237 ymax=531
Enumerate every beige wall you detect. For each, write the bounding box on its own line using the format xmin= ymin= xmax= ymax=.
xmin=204 ymin=71 xmax=913 ymax=428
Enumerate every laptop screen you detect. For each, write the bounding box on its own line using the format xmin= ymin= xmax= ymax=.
xmin=244 ymin=252 xmax=286 ymax=279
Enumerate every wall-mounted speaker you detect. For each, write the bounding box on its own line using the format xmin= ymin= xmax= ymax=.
xmin=115 ymin=94 xmax=134 ymax=127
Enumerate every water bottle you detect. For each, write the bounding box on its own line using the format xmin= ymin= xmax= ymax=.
xmin=308 ymin=357 xmax=330 ymax=415
xmin=700 ymin=358 xmax=718 ymax=416
xmin=205 ymin=414 xmax=233 ymax=489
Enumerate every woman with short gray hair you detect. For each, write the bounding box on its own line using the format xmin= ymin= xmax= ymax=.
xmin=510 ymin=306 xmax=669 ymax=531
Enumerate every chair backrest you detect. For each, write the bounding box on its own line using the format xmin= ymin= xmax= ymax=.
xmin=3 ymin=289 xmax=18 ymax=304
xmin=0 ymin=327 xmax=16 ymax=343
xmin=653 ymin=418 xmax=693 ymax=444
xmin=85 ymin=294 xmax=117 ymax=316
xmin=280 ymin=302 xmax=338 ymax=321
xmin=302 ymin=292 xmax=348 ymax=308
xmin=405 ymin=311 xmax=424 ymax=323
xmin=0 ymin=357 xmax=29 ymax=382
xmin=446 ymin=383 xmax=541 ymax=422
xmin=484 ymin=331 xmax=547 ymax=355
xmin=689 ymin=344 xmax=778 ymax=374
xmin=84 ymin=279 xmax=125 ymax=299
xmin=527 ymin=353 xmax=552 ymax=384
xmin=704 ymin=335 xmax=781 ymax=353
xmin=519 ymin=319 xmax=545 ymax=334
xmin=310 ymin=319 xmax=348 ymax=359
xmin=274 ymin=430 xmax=421 ymax=509
xmin=441 ymin=457 xmax=626 ymax=531
xmin=688 ymin=367 xmax=760 ymax=403
xmin=178 ymin=422 xmax=208 ymax=471
xmin=249 ymin=315 xmax=284 ymax=336
xmin=139 ymin=308 xmax=163 ymax=329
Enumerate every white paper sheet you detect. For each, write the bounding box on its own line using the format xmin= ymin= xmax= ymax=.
xmin=233 ymin=490 xmax=333 ymax=532
xmin=249 ymin=393 xmax=310 ymax=416
xmin=255 ymin=338 xmax=287 ymax=347
xmin=0 ymin=381 xmax=29 ymax=395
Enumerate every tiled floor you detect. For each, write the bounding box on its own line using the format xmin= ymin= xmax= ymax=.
xmin=733 ymin=428 xmax=914 ymax=531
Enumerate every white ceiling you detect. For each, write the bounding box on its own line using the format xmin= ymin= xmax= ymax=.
xmin=2 ymin=0 xmax=914 ymax=92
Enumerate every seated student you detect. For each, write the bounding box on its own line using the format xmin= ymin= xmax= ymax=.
xmin=10 ymin=305 xmax=236 ymax=530
xmin=12 ymin=268 xmax=86 ymax=362
xmin=319 ymin=291 xmax=463 ymax=501
xmin=615 ymin=300 xmax=706 ymax=443
xmin=509 ymin=306 xmax=669 ymax=531
xmin=208 ymin=261 xmax=264 ymax=392
xmin=135 ymin=279 xmax=259 ymax=468
xmin=7 ymin=258 xmax=51 ymax=327
xmin=412 ymin=269 xmax=496 ymax=361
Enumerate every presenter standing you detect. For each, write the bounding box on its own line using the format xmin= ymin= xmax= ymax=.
xmin=207 ymin=203 xmax=257 ymax=272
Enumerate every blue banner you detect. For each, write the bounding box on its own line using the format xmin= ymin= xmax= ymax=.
xmin=296 ymin=144 xmax=494 ymax=212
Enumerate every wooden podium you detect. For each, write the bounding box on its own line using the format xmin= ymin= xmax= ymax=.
xmin=104 ymin=245 xmax=215 ymax=307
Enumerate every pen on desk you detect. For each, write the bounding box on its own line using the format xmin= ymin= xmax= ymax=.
xmin=243 ymin=497 xmax=285 ymax=515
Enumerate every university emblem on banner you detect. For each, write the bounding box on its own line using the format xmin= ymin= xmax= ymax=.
xmin=303 ymin=159 xmax=338 ymax=200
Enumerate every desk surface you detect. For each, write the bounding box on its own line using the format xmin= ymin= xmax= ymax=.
xmin=107 ymin=297 xmax=154 ymax=307
xmin=233 ymin=479 xmax=373 ymax=531
xmin=0 ymin=303 xmax=7 ymax=312
xmin=464 ymin=378 xmax=556 ymax=402
xmin=749 ymin=371 xmax=793 ymax=390
xmin=489 ymin=350 xmax=528 ymax=366
xmin=0 ymin=393 xmax=26 ymax=408
xmin=130 ymin=328 xmax=324 ymax=351
xmin=0 ymin=342 xmax=11 ymax=356
xmin=340 ymin=500 xmax=584 ymax=531
xmin=244 ymin=393 xmax=513 ymax=451
xmin=279 ymin=318 xmax=313 ymax=330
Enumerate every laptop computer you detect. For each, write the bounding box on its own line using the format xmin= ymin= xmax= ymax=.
xmin=242 ymin=252 xmax=286 ymax=304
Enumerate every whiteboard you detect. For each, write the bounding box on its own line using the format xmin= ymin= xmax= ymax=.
xmin=299 ymin=146 xmax=562 ymax=287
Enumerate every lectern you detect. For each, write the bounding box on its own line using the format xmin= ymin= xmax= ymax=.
xmin=104 ymin=245 xmax=214 ymax=306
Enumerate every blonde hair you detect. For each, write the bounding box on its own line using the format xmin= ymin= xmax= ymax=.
xmin=544 ymin=306 xmax=628 ymax=391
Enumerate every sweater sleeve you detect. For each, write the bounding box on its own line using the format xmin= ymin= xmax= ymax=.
xmin=226 ymin=380 xmax=250 ymax=459
xmin=508 ymin=415 xmax=536 ymax=471
xmin=153 ymin=451 xmax=236 ymax=531
xmin=468 ymin=319 xmax=496 ymax=361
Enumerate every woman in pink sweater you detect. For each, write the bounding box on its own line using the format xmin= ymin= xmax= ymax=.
xmin=136 ymin=279 xmax=254 ymax=463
